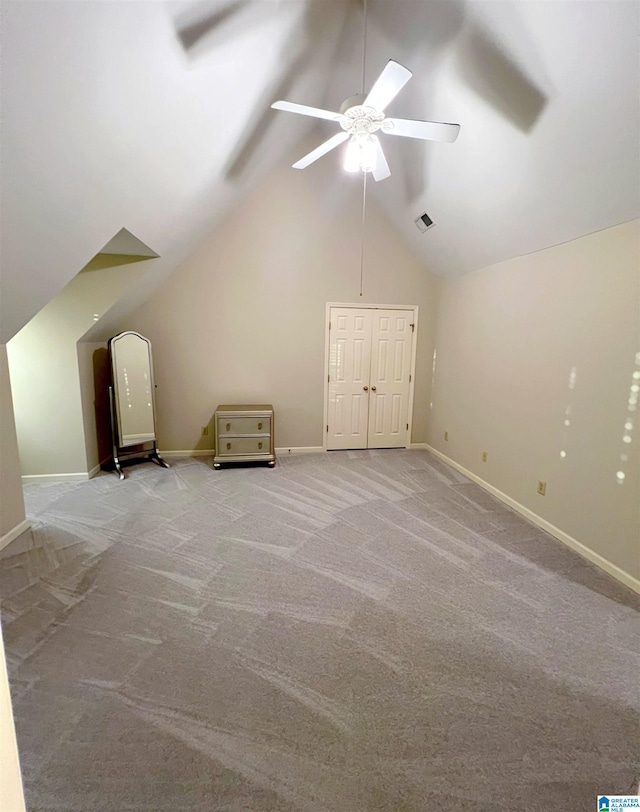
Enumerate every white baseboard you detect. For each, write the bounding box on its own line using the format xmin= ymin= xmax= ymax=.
xmin=424 ymin=444 xmax=640 ymax=595
xmin=160 ymin=450 xmax=214 ymax=458
xmin=0 ymin=519 xmax=31 ymax=553
xmin=161 ymin=448 xmax=324 ymax=458
xmin=22 ymin=468 xmax=99 ymax=483
xmin=275 ymin=446 xmax=323 ymax=455
xmin=410 ymin=443 xmax=428 ymax=450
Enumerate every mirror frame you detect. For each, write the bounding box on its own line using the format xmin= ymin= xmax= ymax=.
xmin=107 ymin=331 xmax=169 ymax=479
xmin=109 ymin=331 xmax=157 ymax=448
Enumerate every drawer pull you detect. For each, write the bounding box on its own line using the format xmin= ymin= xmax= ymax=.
xmin=226 ymin=423 xmax=231 ymax=431
xmin=258 ymin=441 xmax=263 ymax=450
xmin=258 ymin=422 xmax=263 ymax=430
xmin=226 ymin=442 xmax=231 ymax=451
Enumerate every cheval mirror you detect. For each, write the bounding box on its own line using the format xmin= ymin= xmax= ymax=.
xmin=108 ymin=331 xmax=169 ymax=479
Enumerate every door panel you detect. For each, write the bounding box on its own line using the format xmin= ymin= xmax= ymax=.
xmin=327 ymin=308 xmax=372 ymax=449
xmin=327 ymin=307 xmax=414 ymax=450
xmin=367 ymin=309 xmax=412 ymax=448
xmin=390 ymin=393 xmax=402 ymax=434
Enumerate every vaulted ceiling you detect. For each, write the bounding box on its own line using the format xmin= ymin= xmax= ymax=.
xmin=1 ymin=0 xmax=638 ymax=343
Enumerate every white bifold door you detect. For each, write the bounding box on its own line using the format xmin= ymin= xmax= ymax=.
xmin=326 ymin=306 xmax=416 ymax=450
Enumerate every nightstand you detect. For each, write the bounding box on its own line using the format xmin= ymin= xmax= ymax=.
xmin=213 ymin=404 xmax=275 ymax=469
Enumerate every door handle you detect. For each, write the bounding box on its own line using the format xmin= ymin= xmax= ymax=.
xmin=363 ymin=386 xmax=369 ymax=391
xmin=371 ymin=386 xmax=377 ymax=391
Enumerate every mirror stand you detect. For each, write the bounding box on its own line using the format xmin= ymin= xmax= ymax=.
xmin=108 ymin=386 xmax=169 ymax=480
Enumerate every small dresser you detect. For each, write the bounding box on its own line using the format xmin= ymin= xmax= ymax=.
xmin=213 ymin=404 xmax=275 ymax=469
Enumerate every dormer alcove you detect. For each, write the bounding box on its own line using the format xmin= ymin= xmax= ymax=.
xmin=7 ymin=229 xmax=159 ymax=481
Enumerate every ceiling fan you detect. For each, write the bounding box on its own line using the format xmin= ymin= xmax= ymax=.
xmin=271 ymin=59 xmax=460 ymax=181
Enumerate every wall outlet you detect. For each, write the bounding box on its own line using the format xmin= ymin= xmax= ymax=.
xmin=444 ymin=431 xmax=449 ymax=442
xmin=201 ymin=426 xmax=209 ymax=436
xmin=537 ymin=481 xmax=546 ymax=496
xmin=482 ymin=451 xmax=488 ymax=462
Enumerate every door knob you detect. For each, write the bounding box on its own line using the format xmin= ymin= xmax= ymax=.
xmin=371 ymin=386 xmax=377 ymax=391
xmin=363 ymin=386 xmax=369 ymax=391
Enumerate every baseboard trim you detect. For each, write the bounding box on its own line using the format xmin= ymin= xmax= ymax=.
xmin=22 ymin=470 xmax=96 ymax=483
xmin=0 ymin=519 xmax=31 ymax=553
xmin=160 ymin=450 xmax=214 ymax=458
xmin=424 ymin=444 xmax=640 ymax=595
xmin=275 ymin=446 xmax=323 ymax=456
xmin=410 ymin=443 xmax=428 ymax=450
xmin=161 ymin=448 xmax=324 ymax=458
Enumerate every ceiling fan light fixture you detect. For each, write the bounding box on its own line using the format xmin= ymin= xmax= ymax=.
xmin=360 ymin=135 xmax=378 ymax=173
xmin=344 ymin=136 xmax=361 ymax=173
xmin=344 ymin=134 xmax=378 ymax=174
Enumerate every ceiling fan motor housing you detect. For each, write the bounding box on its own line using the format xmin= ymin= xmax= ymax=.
xmin=338 ymin=94 xmax=367 ymax=114
xmin=339 ymin=95 xmax=385 ymax=135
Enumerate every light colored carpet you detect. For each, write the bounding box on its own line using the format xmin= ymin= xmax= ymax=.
xmin=0 ymin=450 xmax=638 ymax=811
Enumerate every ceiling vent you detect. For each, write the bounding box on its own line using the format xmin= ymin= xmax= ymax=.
xmin=414 ymin=212 xmax=434 ymax=233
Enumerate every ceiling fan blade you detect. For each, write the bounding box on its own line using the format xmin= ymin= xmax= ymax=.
xmin=176 ymin=0 xmax=252 ymax=51
xmin=384 ymin=117 xmax=461 ymax=143
xmin=292 ymin=132 xmax=349 ymax=169
xmin=272 ymin=100 xmax=342 ymax=122
xmin=226 ymin=52 xmax=308 ymax=180
xmin=372 ymin=139 xmax=391 ymax=182
xmin=456 ymin=22 xmax=547 ymax=133
xmin=364 ymin=60 xmax=412 ymax=113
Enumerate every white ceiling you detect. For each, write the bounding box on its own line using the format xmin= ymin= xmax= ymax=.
xmin=1 ymin=0 xmax=638 ymax=342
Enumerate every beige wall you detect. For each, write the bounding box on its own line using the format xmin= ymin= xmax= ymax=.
xmin=0 ymin=626 xmax=25 ymax=812
xmin=122 ymin=152 xmax=440 ymax=451
xmin=0 ymin=348 xmax=26 ymax=807
xmin=0 ymin=346 xmax=27 ymax=543
xmin=428 ymin=220 xmax=640 ymax=581
xmin=7 ymin=256 xmax=153 ymax=477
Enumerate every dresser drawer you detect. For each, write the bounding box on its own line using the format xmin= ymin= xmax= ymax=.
xmin=217 ymin=416 xmax=271 ymax=437
xmin=216 ymin=436 xmax=271 ymax=457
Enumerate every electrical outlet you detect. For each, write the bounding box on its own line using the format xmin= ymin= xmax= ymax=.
xmin=482 ymin=451 xmax=488 ymax=462
xmin=537 ymin=481 xmax=546 ymax=496
xmin=444 ymin=431 xmax=449 ymax=442
xmin=201 ymin=426 xmax=209 ymax=436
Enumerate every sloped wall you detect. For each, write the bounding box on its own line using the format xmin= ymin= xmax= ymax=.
xmin=428 ymin=220 xmax=640 ymax=582
xmin=0 ymin=0 xmax=349 ymax=345
xmin=120 ymin=144 xmax=440 ymax=451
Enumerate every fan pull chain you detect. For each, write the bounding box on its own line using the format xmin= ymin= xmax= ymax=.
xmin=359 ymin=0 xmax=368 ymax=297
xmin=359 ymin=171 xmax=367 ymax=297
xmin=361 ymin=0 xmax=367 ymax=95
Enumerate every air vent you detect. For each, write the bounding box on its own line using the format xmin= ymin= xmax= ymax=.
xmin=414 ymin=212 xmax=434 ymax=233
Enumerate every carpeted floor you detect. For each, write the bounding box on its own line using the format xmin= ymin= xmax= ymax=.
xmin=0 ymin=450 xmax=638 ymax=811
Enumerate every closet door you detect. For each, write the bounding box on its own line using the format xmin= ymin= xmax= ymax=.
xmin=367 ymin=309 xmax=413 ymax=448
xmin=327 ymin=308 xmax=372 ymax=450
